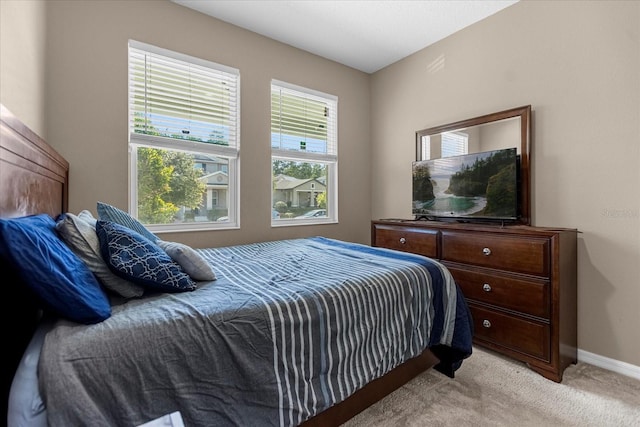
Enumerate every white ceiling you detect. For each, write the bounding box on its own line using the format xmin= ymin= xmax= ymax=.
xmin=172 ymin=0 xmax=519 ymax=73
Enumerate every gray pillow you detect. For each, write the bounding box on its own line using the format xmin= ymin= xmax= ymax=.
xmin=56 ymin=213 xmax=145 ymax=298
xmin=157 ymin=240 xmax=217 ymax=282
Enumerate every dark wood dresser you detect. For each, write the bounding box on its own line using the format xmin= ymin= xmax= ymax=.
xmin=371 ymin=219 xmax=578 ymax=382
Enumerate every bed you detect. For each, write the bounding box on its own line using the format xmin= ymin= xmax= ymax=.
xmin=1 ymin=103 xmax=473 ymax=427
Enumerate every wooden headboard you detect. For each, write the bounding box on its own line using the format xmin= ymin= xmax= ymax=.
xmin=0 ymin=103 xmax=69 ymax=422
xmin=0 ymin=104 xmax=68 ymax=217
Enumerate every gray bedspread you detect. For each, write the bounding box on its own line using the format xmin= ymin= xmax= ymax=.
xmin=38 ymin=237 xmax=473 ymax=426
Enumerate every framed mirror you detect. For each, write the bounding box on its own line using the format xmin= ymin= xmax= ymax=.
xmin=415 ymin=105 xmax=531 ymax=225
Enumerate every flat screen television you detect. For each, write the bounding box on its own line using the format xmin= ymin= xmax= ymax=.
xmin=412 ymin=147 xmax=519 ymax=223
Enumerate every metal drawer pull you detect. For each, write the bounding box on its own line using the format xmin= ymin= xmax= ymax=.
xmin=482 ymin=247 xmax=492 ymax=256
xmin=482 ymin=320 xmax=492 ymax=328
xmin=482 ymin=283 xmax=492 ymax=292
xmin=399 ymin=237 xmax=406 ymax=244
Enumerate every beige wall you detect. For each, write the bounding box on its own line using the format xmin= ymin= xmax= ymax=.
xmin=371 ymin=0 xmax=640 ymax=367
xmin=0 ymin=0 xmax=47 ymax=137
xmin=477 ymin=118 xmax=520 ymax=153
xmin=42 ymin=0 xmax=371 ymax=248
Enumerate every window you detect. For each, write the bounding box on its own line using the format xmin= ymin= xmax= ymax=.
xmin=271 ymin=80 xmax=338 ymax=224
xmin=420 ymin=131 xmax=468 ymax=160
xmin=128 ymin=41 xmax=240 ymax=230
xmin=441 ymin=131 xmax=468 ymax=157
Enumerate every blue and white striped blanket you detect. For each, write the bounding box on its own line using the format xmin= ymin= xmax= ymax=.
xmin=39 ymin=237 xmax=473 ymax=427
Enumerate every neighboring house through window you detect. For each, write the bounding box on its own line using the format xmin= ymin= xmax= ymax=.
xmin=128 ymin=40 xmax=240 ymax=230
xmin=271 ymin=80 xmax=338 ymax=223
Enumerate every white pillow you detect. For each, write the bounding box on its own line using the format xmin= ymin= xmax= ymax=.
xmin=157 ymin=240 xmax=217 ymax=282
xmin=78 ymin=209 xmax=97 ymax=226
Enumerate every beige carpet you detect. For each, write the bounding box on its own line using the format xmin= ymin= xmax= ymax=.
xmin=344 ymin=346 xmax=640 ymax=427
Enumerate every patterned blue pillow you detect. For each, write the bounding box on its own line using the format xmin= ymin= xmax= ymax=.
xmin=96 ymin=220 xmax=196 ymax=293
xmin=0 ymin=214 xmax=111 ymax=324
xmin=96 ymin=201 xmax=159 ymax=243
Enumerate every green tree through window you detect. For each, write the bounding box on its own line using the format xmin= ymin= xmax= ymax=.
xmin=133 ymin=113 xmax=206 ymax=224
xmin=137 ymin=148 xmax=206 ymax=224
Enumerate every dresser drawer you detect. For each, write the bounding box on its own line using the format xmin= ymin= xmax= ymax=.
xmin=373 ymin=224 xmax=438 ymax=258
xmin=442 ymin=231 xmax=549 ymax=276
xmin=449 ymin=266 xmax=549 ymax=318
xmin=470 ymin=304 xmax=550 ymax=361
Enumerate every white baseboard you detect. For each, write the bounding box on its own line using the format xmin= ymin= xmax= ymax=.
xmin=578 ymin=348 xmax=640 ymax=381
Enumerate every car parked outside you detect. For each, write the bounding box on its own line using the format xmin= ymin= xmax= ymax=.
xmin=294 ymin=209 xmax=327 ymax=219
xmin=218 ymin=210 xmax=279 ymax=222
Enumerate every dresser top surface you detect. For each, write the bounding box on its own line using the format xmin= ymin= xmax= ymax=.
xmin=373 ymin=219 xmax=578 ymax=236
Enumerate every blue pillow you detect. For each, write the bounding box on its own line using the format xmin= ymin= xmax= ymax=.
xmin=96 ymin=201 xmax=159 ymax=243
xmin=96 ymin=220 xmax=197 ymax=293
xmin=0 ymin=214 xmax=111 ymax=324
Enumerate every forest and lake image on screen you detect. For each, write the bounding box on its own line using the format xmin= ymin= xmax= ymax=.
xmin=412 ymin=147 xmax=518 ymax=221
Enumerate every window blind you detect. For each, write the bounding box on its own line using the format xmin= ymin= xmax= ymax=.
xmin=271 ymin=82 xmax=337 ymax=157
xmin=129 ymin=41 xmax=239 ymax=148
xmin=441 ymin=131 xmax=468 ymax=157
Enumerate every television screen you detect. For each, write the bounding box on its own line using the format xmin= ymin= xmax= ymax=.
xmin=412 ymin=147 xmax=519 ymax=222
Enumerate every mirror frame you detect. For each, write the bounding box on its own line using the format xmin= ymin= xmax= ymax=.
xmin=415 ymin=105 xmax=532 ymax=225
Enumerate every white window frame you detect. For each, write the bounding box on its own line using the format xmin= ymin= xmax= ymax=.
xmin=128 ymin=40 xmax=240 ymax=231
xmin=270 ymin=80 xmax=338 ymax=226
